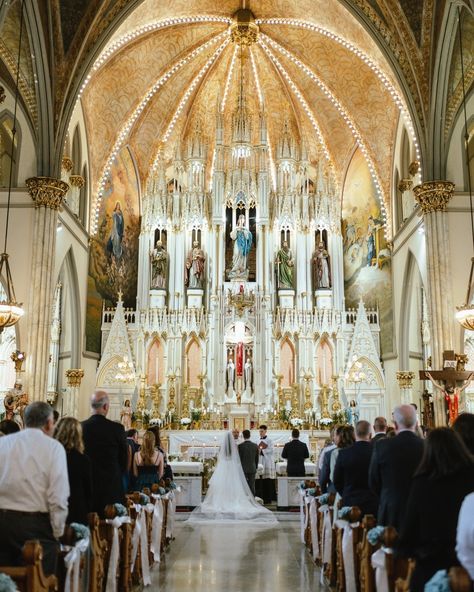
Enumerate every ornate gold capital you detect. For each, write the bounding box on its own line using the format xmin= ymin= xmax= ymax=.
xmin=26 ymin=177 xmax=69 ymax=210
xmin=65 ymin=368 xmax=84 ymax=387
xmin=396 ymin=371 xmax=415 ymax=389
xmin=230 ymin=8 xmax=259 ymax=46
xmin=413 ymin=181 xmax=455 ymax=214
xmin=0 ymin=86 xmax=5 ymax=104
xmin=69 ymin=174 xmax=85 ymax=188
xmin=61 ymin=156 xmax=73 ymax=173
xmin=408 ymin=161 xmax=420 ymax=177
xmin=398 ymin=178 xmax=413 ymax=193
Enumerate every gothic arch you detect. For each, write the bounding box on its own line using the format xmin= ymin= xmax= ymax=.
xmin=184 ymin=334 xmax=202 ymax=386
xmin=399 ymin=250 xmax=425 ymax=371
xmin=56 ymin=248 xmax=81 ymax=368
xmin=0 ymin=109 xmax=21 ymax=186
xmin=146 ymin=336 xmax=165 ymax=386
xmin=280 ymin=336 xmax=296 ymax=387
xmin=96 ymin=354 xmax=123 ymax=387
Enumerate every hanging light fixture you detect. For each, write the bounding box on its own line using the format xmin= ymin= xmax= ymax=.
xmin=0 ymin=0 xmax=25 ymax=333
xmin=455 ymin=6 xmax=474 ymax=330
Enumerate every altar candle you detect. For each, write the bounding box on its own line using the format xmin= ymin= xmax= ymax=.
xmin=191 ymin=436 xmax=195 ymax=458
xmin=201 ymin=443 xmax=205 ymax=462
xmin=213 ymin=436 xmax=217 ymax=457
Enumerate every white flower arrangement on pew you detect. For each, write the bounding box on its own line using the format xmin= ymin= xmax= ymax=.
xmin=290 ymin=417 xmax=303 ymax=427
xmin=0 ymin=573 xmax=17 ymax=592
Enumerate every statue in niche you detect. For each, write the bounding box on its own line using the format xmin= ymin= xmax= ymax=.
xmin=185 ymin=241 xmax=206 ymax=289
xmin=313 ymin=241 xmax=331 ymax=289
xmin=244 ymin=356 xmax=253 ymax=394
xmin=228 ymin=214 xmax=253 ymax=280
xmin=276 ymin=241 xmax=295 ymax=289
xmin=226 ymin=356 xmax=236 ymax=397
xmin=150 ymin=240 xmax=168 ymax=289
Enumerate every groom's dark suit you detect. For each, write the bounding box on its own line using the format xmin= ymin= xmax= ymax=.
xmin=238 ymin=439 xmax=259 ymax=495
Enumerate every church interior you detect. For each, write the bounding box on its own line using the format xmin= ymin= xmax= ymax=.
xmin=0 ymin=0 xmax=474 ymax=590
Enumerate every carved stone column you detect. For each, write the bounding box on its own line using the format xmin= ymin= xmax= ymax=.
xmin=65 ymin=369 xmax=84 ymax=417
xmin=396 ymin=371 xmax=415 ymax=405
xmin=26 ymin=177 xmax=69 ymax=401
xmin=413 ymin=180 xmax=455 ymax=423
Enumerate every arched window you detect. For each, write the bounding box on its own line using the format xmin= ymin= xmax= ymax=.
xmin=79 ymin=163 xmax=88 ymax=226
xmin=280 ymin=338 xmax=296 ymax=387
xmin=71 ymin=125 xmax=81 ymax=174
xmin=147 ymin=338 xmax=164 ymax=386
xmin=0 ymin=112 xmax=19 ymax=187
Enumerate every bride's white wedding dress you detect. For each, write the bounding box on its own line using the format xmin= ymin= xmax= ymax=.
xmin=187 ymin=432 xmax=277 ymax=524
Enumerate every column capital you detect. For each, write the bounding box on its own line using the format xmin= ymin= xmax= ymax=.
xmin=65 ymin=368 xmax=84 ymax=387
xmin=396 ymin=371 xmax=415 ymax=389
xmin=26 ymin=177 xmax=69 ymax=210
xmin=61 ymin=156 xmax=73 ymax=173
xmin=398 ymin=178 xmax=413 ymax=193
xmin=69 ymin=174 xmax=85 ymax=188
xmin=413 ymin=180 xmax=455 ymax=214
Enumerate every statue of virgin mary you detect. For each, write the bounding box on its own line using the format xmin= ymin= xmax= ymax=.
xmin=228 ymin=214 xmax=253 ymax=280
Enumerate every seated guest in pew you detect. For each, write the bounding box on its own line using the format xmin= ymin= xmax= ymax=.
xmin=372 ymin=417 xmax=387 ymax=443
xmin=456 ymin=492 xmax=474 ymax=580
xmin=369 ymin=405 xmax=424 ymax=530
xmin=453 ymin=412 xmax=474 ymax=455
xmin=0 ymin=420 xmax=20 ymax=436
xmin=397 ymin=428 xmax=474 ymax=592
xmin=319 ymin=425 xmax=342 ymax=493
xmin=133 ymin=431 xmax=164 ymax=491
xmin=281 ymin=429 xmax=310 ymax=477
xmin=82 ymin=391 xmax=128 ymax=516
xmin=0 ymin=401 xmax=69 ymax=576
xmin=54 ymin=417 xmax=92 ymax=525
xmin=333 ymin=420 xmax=378 ymax=517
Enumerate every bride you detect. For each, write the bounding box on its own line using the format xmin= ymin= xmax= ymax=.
xmin=187 ymin=431 xmax=277 ymax=524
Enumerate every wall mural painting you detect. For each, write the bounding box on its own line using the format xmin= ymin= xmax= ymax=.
xmin=342 ymin=149 xmax=393 ymax=355
xmin=86 ymin=146 xmax=140 ymax=352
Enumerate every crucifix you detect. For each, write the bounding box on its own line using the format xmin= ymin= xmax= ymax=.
xmin=419 ymin=350 xmax=474 ymax=426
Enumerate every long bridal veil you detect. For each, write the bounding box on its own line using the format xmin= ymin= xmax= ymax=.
xmin=187 ymin=431 xmax=277 ymax=524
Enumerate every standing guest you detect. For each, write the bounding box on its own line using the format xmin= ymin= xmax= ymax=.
xmin=281 ymin=429 xmax=310 ymax=477
xmin=333 ymin=420 xmax=378 ymax=517
xmin=232 ymin=428 xmax=242 ymax=444
xmin=53 ymin=410 xmax=60 ymax=425
xmin=82 ymin=390 xmax=128 ymax=515
xmin=369 ymin=405 xmax=424 ymax=529
xmin=0 ymin=401 xmax=69 ymax=576
xmin=318 ymin=427 xmax=337 ymax=472
xmin=456 ymin=492 xmax=474 ymax=580
xmin=257 ymin=425 xmax=276 ymax=504
xmin=385 ymin=426 xmax=396 ymax=438
xmin=125 ymin=429 xmax=140 ymax=492
xmin=397 ymin=428 xmax=474 ymax=591
xmin=54 ymin=417 xmax=92 ymax=525
xmin=147 ymin=425 xmax=173 ymax=480
xmin=238 ymin=430 xmax=259 ymax=495
xmin=319 ymin=426 xmax=339 ymax=493
xmin=453 ymin=412 xmax=474 ymax=455
xmin=0 ymin=419 xmax=20 ymax=435
xmin=133 ymin=431 xmax=164 ymax=490
xmin=372 ymin=417 xmax=387 ymax=442
xmin=329 ymin=425 xmax=355 ymax=485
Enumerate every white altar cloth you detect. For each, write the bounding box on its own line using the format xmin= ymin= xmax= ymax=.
xmin=275 ymin=461 xmax=317 ymax=476
xmin=169 ymin=461 xmax=203 ymax=475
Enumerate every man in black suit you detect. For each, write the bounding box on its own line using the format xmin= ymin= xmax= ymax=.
xmin=238 ymin=430 xmax=259 ymax=495
xmin=369 ymin=405 xmax=424 ymax=529
xmin=82 ymin=390 xmax=128 ymax=516
xmin=281 ymin=429 xmax=310 ymax=477
xmin=372 ymin=416 xmax=387 ymax=443
xmin=333 ymin=420 xmax=378 ymax=517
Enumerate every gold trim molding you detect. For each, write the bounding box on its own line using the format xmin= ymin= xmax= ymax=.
xmin=65 ymin=368 xmax=85 ymax=387
xmin=413 ymin=181 xmax=455 ymax=214
xmin=69 ymin=174 xmax=85 ymax=188
xmin=26 ymin=177 xmax=69 ymax=210
xmin=61 ymin=156 xmax=73 ymax=172
xmin=396 ymin=371 xmax=415 ymax=388
xmin=398 ymin=179 xmax=413 ymax=193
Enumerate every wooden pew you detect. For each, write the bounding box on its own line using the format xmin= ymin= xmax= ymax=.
xmin=382 ymin=527 xmax=415 ymax=592
xmin=334 ymin=506 xmax=362 ymax=592
xmin=87 ymin=513 xmax=107 ymax=592
xmin=0 ymin=540 xmax=58 ymax=592
xmin=104 ymin=504 xmax=133 ymax=592
xmin=449 ymin=566 xmax=472 ymax=592
xmin=357 ymin=514 xmax=378 ymax=592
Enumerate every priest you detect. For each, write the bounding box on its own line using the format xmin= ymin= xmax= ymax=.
xmin=257 ymin=425 xmax=276 ymax=504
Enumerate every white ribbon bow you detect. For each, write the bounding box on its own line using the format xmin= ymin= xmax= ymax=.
xmin=131 ymin=505 xmax=151 ymax=587
xmin=309 ymin=498 xmax=319 ymax=561
xmin=150 ymin=497 xmax=164 ymax=562
xmin=371 ymin=547 xmax=392 ymax=592
xmin=64 ymin=537 xmax=89 ymax=592
xmin=336 ymin=520 xmax=360 ymax=592
xmin=105 ymin=516 xmax=132 ymax=592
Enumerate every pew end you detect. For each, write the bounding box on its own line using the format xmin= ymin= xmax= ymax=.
xmin=0 ymin=540 xmax=58 ymax=592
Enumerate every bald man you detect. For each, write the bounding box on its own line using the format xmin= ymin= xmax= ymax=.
xmin=82 ymin=391 xmax=128 ymax=515
xmin=368 ymin=405 xmax=424 ymax=528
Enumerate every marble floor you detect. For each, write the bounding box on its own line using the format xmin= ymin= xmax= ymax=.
xmin=150 ymin=518 xmax=324 ymax=592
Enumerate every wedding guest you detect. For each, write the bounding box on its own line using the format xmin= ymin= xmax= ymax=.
xmin=333 ymin=420 xmax=378 ymax=517
xmin=319 ymin=426 xmax=339 ymax=493
xmin=372 ymin=417 xmax=387 ymax=443
xmin=281 ymin=429 xmax=310 ymax=477
xmin=238 ymin=430 xmax=259 ymax=495
xmin=0 ymin=419 xmax=20 ymax=435
xmin=147 ymin=425 xmax=173 ymax=480
xmin=456 ymin=492 xmax=474 ymax=580
xmin=0 ymin=401 xmax=69 ymax=576
xmin=133 ymin=431 xmax=164 ymax=490
xmin=453 ymin=412 xmax=474 ymax=455
xmin=257 ymin=425 xmax=275 ymax=504
xmin=54 ymin=417 xmax=92 ymax=525
xmin=397 ymin=428 xmax=474 ymax=591
xmin=385 ymin=426 xmax=396 ymax=438
xmin=82 ymin=391 xmax=128 ymax=515
xmin=125 ymin=428 xmax=140 ymax=491
xmin=329 ymin=425 xmax=355 ymax=484
xmin=318 ymin=426 xmax=337 ymax=472
xmin=369 ymin=405 xmax=424 ymax=529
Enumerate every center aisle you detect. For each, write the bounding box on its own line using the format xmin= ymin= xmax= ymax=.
xmin=151 ymin=518 xmax=324 ymax=592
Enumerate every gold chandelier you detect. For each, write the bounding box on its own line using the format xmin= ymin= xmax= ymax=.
xmin=0 ymin=0 xmax=25 ymax=333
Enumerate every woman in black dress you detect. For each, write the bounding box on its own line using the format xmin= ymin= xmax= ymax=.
xmin=133 ymin=431 xmax=164 ymax=491
xmin=397 ymin=428 xmax=474 ymax=591
xmin=55 ymin=417 xmax=93 ymax=525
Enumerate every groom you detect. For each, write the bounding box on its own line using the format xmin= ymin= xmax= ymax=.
xmin=238 ymin=430 xmax=259 ymax=495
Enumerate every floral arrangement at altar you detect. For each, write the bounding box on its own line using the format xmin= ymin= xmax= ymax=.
xmin=290 ymin=417 xmax=303 ymax=427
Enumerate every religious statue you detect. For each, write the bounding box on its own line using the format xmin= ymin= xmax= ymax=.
xmin=185 ymin=241 xmax=206 ymax=289
xmin=4 ymin=381 xmax=23 ymax=422
xmin=120 ymin=399 xmax=132 ymax=431
xmin=106 ymin=201 xmax=124 ymax=261
xmin=276 ymin=241 xmax=294 ymax=289
xmin=150 ymin=240 xmax=168 ymax=289
xmin=226 ymin=357 xmax=236 ymax=397
xmin=345 ymin=399 xmax=359 ymax=426
xmin=244 ymin=356 xmax=253 ymax=394
xmin=426 ymin=372 xmax=471 ymax=426
xmin=228 ymin=214 xmax=253 ymax=280
xmin=313 ymin=241 xmax=331 ymax=289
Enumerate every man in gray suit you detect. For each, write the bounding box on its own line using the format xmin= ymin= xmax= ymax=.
xmin=238 ymin=429 xmax=259 ymax=495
